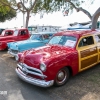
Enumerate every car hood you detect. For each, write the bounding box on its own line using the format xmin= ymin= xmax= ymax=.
xmin=8 ymin=39 xmax=45 ymax=51
xmin=22 ymin=45 xmax=74 ymax=68
xmin=0 ymin=35 xmax=4 ymax=37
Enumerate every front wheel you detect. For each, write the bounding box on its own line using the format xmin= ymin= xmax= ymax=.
xmin=54 ymin=67 xmax=70 ymax=86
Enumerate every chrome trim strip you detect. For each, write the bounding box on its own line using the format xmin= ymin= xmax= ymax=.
xmin=17 ymin=63 xmax=47 ymax=78
xmin=20 ymin=63 xmax=43 ymax=74
xmin=8 ymin=50 xmax=18 ymax=57
xmin=15 ymin=68 xmax=54 ymax=87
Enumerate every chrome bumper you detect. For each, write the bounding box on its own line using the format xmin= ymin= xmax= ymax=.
xmin=15 ymin=64 xmax=54 ymax=87
xmin=8 ymin=50 xmax=18 ymax=57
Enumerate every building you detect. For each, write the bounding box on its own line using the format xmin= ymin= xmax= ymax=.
xmin=28 ymin=25 xmax=61 ymax=34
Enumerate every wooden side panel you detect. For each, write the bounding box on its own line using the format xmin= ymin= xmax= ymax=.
xmin=81 ymin=55 xmax=98 ymax=69
xmin=80 ymin=47 xmax=98 ymax=69
xmin=80 ymin=47 xmax=97 ymax=58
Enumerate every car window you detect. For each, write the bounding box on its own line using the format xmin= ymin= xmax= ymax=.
xmin=30 ymin=34 xmax=53 ymax=40
xmin=48 ymin=35 xmax=77 ymax=48
xmin=48 ymin=36 xmax=62 ymax=44
xmin=19 ymin=30 xmax=27 ymax=35
xmin=1 ymin=30 xmax=5 ymax=36
xmin=78 ymin=36 xmax=94 ymax=47
xmin=94 ymin=35 xmax=100 ymax=42
xmin=5 ymin=31 xmax=13 ymax=35
xmin=42 ymin=34 xmax=52 ymax=40
xmin=0 ymin=29 xmax=5 ymax=35
xmin=30 ymin=34 xmax=42 ymax=40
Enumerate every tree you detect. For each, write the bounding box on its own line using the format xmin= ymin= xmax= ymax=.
xmin=0 ymin=0 xmax=16 ymax=22
xmin=42 ymin=0 xmax=100 ymax=30
xmin=18 ymin=0 xmax=94 ymax=28
xmin=17 ymin=0 xmax=38 ymax=28
xmin=0 ymin=0 xmax=39 ymax=28
xmin=0 ymin=0 xmax=99 ymax=30
xmin=1 ymin=0 xmax=86 ymax=28
xmin=37 ymin=0 xmax=99 ymax=30
xmin=91 ymin=7 xmax=100 ymax=30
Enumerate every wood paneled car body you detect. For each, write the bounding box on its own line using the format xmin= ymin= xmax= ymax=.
xmin=16 ymin=29 xmax=100 ymax=87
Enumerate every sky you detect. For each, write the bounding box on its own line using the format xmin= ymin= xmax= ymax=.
xmin=0 ymin=0 xmax=100 ymax=28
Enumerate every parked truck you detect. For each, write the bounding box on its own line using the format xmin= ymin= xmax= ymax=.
xmin=0 ymin=28 xmax=30 ymax=50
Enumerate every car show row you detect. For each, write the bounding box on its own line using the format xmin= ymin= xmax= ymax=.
xmin=0 ymin=28 xmax=100 ymax=87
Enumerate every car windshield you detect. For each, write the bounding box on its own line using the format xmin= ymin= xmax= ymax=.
xmin=48 ymin=35 xmax=77 ymax=48
xmin=30 ymin=34 xmax=43 ymax=40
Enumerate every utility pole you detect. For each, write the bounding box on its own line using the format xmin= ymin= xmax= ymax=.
xmin=23 ymin=0 xmax=25 ymax=28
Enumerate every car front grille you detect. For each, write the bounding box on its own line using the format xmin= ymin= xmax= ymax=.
xmin=9 ymin=49 xmax=18 ymax=54
xmin=18 ymin=63 xmax=47 ymax=79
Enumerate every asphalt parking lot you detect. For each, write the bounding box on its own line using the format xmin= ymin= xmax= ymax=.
xmin=0 ymin=50 xmax=100 ymax=100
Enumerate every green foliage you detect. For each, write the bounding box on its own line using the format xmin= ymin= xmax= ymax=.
xmin=32 ymin=0 xmax=82 ymax=14
xmin=0 ymin=0 xmax=95 ymax=26
xmin=32 ymin=0 xmax=95 ymax=15
xmin=0 ymin=0 xmax=10 ymax=14
xmin=0 ymin=9 xmax=16 ymax=22
xmin=0 ymin=0 xmax=16 ymax=22
xmin=0 ymin=6 xmax=10 ymax=15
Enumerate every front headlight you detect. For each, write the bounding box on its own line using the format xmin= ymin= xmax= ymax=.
xmin=40 ymin=63 xmax=46 ymax=72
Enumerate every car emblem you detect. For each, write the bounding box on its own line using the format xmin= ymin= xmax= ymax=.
xmin=22 ymin=67 xmax=28 ymax=74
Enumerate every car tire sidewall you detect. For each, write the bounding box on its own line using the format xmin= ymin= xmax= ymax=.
xmin=54 ymin=67 xmax=70 ymax=87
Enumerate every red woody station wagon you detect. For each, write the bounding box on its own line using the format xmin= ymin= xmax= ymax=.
xmin=16 ymin=29 xmax=100 ymax=87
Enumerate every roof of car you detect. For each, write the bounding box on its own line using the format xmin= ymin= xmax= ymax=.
xmin=54 ymin=29 xmax=100 ymax=38
xmin=4 ymin=29 xmax=15 ymax=31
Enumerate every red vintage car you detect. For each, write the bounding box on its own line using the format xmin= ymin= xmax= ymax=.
xmin=0 ymin=28 xmax=30 ymax=50
xmin=15 ymin=29 xmax=100 ymax=87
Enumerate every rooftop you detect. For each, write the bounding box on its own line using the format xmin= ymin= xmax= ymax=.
xmin=55 ymin=29 xmax=100 ymax=38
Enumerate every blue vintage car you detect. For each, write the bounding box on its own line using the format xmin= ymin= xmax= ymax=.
xmin=7 ymin=32 xmax=56 ymax=57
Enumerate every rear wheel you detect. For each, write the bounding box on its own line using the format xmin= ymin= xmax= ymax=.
xmin=54 ymin=67 xmax=70 ymax=86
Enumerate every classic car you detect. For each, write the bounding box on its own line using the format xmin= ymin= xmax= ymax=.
xmin=0 ymin=28 xmax=30 ymax=50
xmin=0 ymin=29 xmax=14 ymax=36
xmin=7 ymin=32 xmax=56 ymax=59
xmin=15 ymin=29 xmax=100 ymax=87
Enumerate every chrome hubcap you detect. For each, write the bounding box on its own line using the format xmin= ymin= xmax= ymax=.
xmin=57 ymin=71 xmax=65 ymax=81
